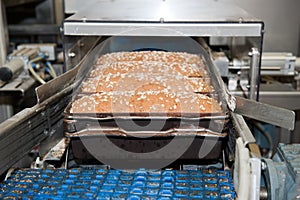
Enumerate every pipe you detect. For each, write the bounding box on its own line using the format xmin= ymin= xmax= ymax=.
xmin=27 ymin=56 xmax=45 ymax=84
xmin=0 ymin=58 xmax=24 ymax=82
xmin=0 ymin=0 xmax=8 ymax=66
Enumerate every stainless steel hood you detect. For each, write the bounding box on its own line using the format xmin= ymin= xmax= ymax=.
xmin=63 ymin=0 xmax=263 ymax=37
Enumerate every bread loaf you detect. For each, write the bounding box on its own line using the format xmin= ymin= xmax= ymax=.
xmin=89 ymin=61 xmax=206 ymax=78
xmin=81 ymin=74 xmax=212 ymax=93
xmin=70 ymin=91 xmax=221 ymax=115
xmin=97 ymin=51 xmax=205 ymax=67
xmin=70 ymin=51 xmax=221 ymax=115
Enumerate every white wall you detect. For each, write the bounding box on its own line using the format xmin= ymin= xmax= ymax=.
xmin=234 ymin=0 xmax=300 ymax=55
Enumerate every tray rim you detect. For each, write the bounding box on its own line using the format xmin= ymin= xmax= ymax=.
xmin=65 ymin=127 xmax=228 ymax=138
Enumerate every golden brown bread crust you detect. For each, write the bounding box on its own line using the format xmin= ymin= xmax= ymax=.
xmin=89 ymin=61 xmax=207 ymax=78
xmin=130 ymin=93 xmax=221 ymax=114
xmin=128 ymin=83 xmax=220 ymax=114
xmin=81 ymin=74 xmax=212 ymax=93
xmin=70 ymin=93 xmax=112 ymax=113
xmin=71 ymin=51 xmax=221 ymax=115
xmin=70 ymin=92 xmax=222 ymax=115
xmin=97 ymin=51 xmax=205 ymax=66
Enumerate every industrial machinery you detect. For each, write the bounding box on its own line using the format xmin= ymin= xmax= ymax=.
xmin=0 ymin=0 xmax=64 ymax=123
xmin=0 ymin=0 xmax=298 ymax=199
xmin=0 ymin=44 xmax=59 ymax=124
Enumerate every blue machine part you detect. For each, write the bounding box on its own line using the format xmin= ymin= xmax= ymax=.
xmin=0 ymin=168 xmax=235 ymax=199
xmin=263 ymin=143 xmax=300 ymax=200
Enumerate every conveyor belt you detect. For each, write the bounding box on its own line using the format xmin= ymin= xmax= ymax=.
xmin=0 ymin=168 xmax=235 ymax=199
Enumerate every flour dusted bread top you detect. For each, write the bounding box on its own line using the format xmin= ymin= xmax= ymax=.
xmin=71 ymin=51 xmax=222 ymax=115
xmin=81 ymin=74 xmax=212 ymax=93
xmin=89 ymin=61 xmax=207 ymax=78
xmin=70 ymin=91 xmax=222 ymax=115
xmin=97 ymin=51 xmax=205 ymax=67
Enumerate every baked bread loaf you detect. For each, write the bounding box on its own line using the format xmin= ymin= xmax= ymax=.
xmin=97 ymin=51 xmax=205 ymax=67
xmin=70 ymin=91 xmax=221 ymax=115
xmin=89 ymin=61 xmax=207 ymax=78
xmin=70 ymin=51 xmax=221 ymax=116
xmin=70 ymin=93 xmax=112 ymax=113
xmin=128 ymin=83 xmax=220 ymax=114
xmin=129 ymin=92 xmax=221 ymax=114
xmin=81 ymin=74 xmax=212 ymax=93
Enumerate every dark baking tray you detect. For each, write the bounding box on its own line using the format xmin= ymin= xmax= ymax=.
xmin=68 ymin=130 xmax=228 ymax=164
xmin=64 ymin=114 xmax=228 ymax=135
xmin=63 ymin=37 xmax=232 ymax=164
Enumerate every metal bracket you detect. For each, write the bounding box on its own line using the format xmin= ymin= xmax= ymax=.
xmin=248 ymin=48 xmax=260 ymax=100
xmin=249 ymin=158 xmax=262 ymax=200
xmin=231 ymin=112 xmax=256 ymax=146
xmin=234 ymin=95 xmax=295 ymax=131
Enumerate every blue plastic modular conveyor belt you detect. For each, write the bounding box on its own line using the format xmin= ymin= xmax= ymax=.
xmin=0 ymin=168 xmax=235 ymax=199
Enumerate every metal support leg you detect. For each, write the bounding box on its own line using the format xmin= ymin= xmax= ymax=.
xmin=0 ymin=104 xmax=13 ymax=123
xmin=0 ymin=0 xmax=8 ymax=65
xmin=249 ymin=48 xmax=260 ymax=100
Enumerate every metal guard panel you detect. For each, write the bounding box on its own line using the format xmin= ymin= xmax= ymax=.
xmin=65 ymin=0 xmax=260 ymax=22
xmin=64 ymin=22 xmax=263 ymax=37
xmin=64 ymin=0 xmax=263 ymax=37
